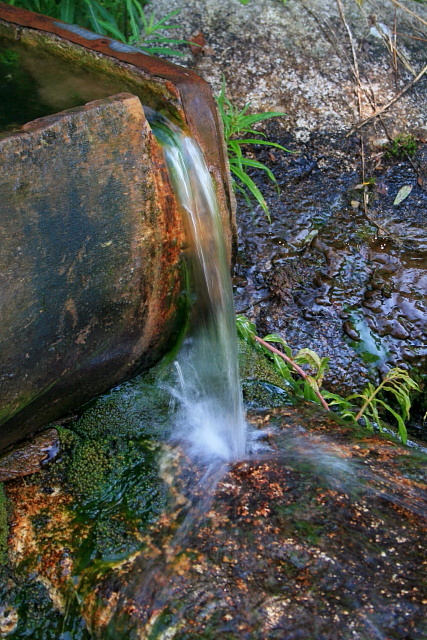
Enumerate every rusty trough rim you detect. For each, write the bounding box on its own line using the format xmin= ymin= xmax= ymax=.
xmin=0 ymin=2 xmax=236 ymax=245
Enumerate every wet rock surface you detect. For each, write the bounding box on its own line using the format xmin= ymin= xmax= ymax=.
xmin=1 ymin=365 xmax=426 ymax=639
xmin=234 ymin=127 xmax=427 ymax=404
xmin=31 ymin=405 xmax=427 ymax=640
xmin=0 ymin=428 xmax=59 ymax=483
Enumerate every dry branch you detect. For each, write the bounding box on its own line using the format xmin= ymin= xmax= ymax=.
xmin=347 ymin=62 xmax=427 ymax=135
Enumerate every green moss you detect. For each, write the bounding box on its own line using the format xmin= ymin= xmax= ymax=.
xmin=93 ymin=514 xmax=140 ymax=560
xmin=238 ymin=338 xmax=293 ymax=407
xmin=46 ymin=375 xmax=171 ymax=563
xmin=0 ymin=574 xmax=91 ymax=640
xmin=0 ymin=483 xmax=8 ymax=566
xmin=385 ymin=134 xmax=418 ymax=159
xmin=67 ymin=439 xmax=111 ymax=498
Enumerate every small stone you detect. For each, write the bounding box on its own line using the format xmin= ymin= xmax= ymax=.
xmin=0 ymin=428 xmax=59 ymax=482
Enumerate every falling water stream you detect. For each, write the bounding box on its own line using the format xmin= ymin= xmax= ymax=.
xmin=149 ymin=114 xmax=247 ymax=463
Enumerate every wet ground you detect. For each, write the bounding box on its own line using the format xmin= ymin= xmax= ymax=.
xmin=233 ymin=125 xmax=427 ymax=437
xmin=85 ymin=406 xmax=427 ymax=639
xmin=2 ymin=366 xmax=427 ymax=640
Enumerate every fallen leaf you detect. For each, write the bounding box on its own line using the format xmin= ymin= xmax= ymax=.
xmin=393 ymin=184 xmax=412 ymax=205
xmin=188 ymin=31 xmax=214 ymax=56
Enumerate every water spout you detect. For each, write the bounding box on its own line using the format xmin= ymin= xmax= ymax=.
xmin=151 ymin=116 xmax=247 ymax=463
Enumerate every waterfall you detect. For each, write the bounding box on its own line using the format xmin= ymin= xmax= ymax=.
xmin=149 ymin=114 xmax=247 ymax=463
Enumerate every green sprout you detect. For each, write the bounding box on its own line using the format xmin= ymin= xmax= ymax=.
xmin=237 ymin=315 xmax=419 ymax=444
xmin=216 ymin=81 xmax=291 ymax=220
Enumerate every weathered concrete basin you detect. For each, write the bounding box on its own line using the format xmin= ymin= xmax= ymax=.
xmin=0 ymin=4 xmax=235 ymax=451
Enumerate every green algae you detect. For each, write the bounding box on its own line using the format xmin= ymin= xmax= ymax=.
xmin=0 ymin=369 xmax=177 ymax=639
xmin=48 ymin=375 xmax=173 ymax=564
xmin=0 ymin=571 xmax=91 ymax=640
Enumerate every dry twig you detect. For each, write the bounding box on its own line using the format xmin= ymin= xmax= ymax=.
xmin=347 ymin=61 xmax=427 ymax=135
xmin=388 ymin=0 xmax=427 ymax=30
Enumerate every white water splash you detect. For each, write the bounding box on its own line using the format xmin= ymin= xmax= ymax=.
xmin=151 ymin=117 xmax=247 ymax=463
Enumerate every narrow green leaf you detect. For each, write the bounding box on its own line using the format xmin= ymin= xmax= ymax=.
xmin=306 ymin=375 xmax=320 ymax=394
xmin=375 ymin=399 xmax=408 ymax=443
xmin=239 ymin=157 xmax=277 ymax=183
xmin=91 ymin=0 xmax=118 ymax=26
xmin=84 ymin=0 xmax=104 ymax=35
xmin=141 ymin=46 xmax=185 ymax=56
xmin=59 ymin=0 xmax=75 ymax=24
xmin=234 ymin=111 xmax=285 ymax=128
xmin=97 ymin=19 xmax=126 ymax=41
xmin=126 ymin=0 xmax=140 ymax=40
xmin=272 ymin=353 xmax=293 ymax=381
xmin=233 ymin=138 xmax=293 ymax=152
xmin=230 ymin=164 xmax=270 ymax=220
xmin=149 ymin=9 xmax=181 ymax=30
xmin=363 ymin=415 xmax=374 ymax=431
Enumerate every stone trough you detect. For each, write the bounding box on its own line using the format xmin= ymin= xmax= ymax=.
xmin=0 ymin=4 xmax=235 ymax=451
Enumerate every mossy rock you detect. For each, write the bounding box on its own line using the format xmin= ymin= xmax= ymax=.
xmin=238 ymin=337 xmax=293 ymax=407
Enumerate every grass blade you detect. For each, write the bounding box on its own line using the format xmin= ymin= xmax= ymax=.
xmin=59 ymin=0 xmax=75 ymax=24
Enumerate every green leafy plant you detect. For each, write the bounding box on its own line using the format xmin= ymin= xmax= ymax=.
xmin=94 ymin=2 xmax=189 ymax=56
xmin=236 ymin=315 xmax=419 ymax=443
xmin=216 ymin=81 xmax=290 ymax=220
xmin=236 ymin=315 xmax=330 ymax=409
xmin=385 ymin=133 xmax=418 ymax=159
xmin=326 ymin=368 xmax=419 ymax=444
xmin=5 ymin=0 xmax=189 ymax=57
